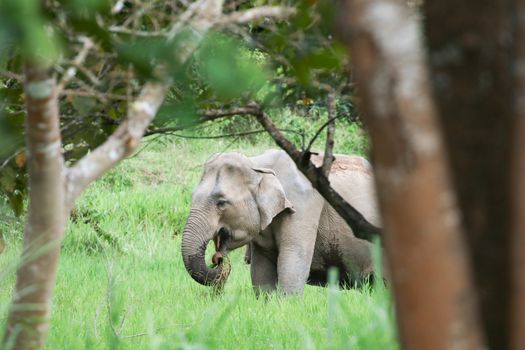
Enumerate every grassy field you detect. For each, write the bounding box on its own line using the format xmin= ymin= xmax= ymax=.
xmin=0 ymin=123 xmax=398 ymax=349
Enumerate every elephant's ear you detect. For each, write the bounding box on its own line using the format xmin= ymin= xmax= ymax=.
xmin=253 ymin=168 xmax=295 ymax=231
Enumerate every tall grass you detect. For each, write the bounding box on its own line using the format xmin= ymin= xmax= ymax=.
xmin=0 ymin=124 xmax=397 ymax=349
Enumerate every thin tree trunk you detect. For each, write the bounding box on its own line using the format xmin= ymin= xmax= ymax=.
xmin=3 ymin=63 xmax=66 ymax=350
xmin=424 ymin=1 xmax=517 ymax=348
xmin=341 ymin=0 xmax=485 ymax=348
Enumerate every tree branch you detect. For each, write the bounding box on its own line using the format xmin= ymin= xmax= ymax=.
xmin=251 ymin=105 xmax=381 ymax=242
xmin=56 ymin=36 xmax=94 ymax=93
xmin=321 ymin=91 xmax=336 ymax=176
xmin=65 ymin=81 xmax=169 ymax=206
xmin=0 ymin=70 xmax=23 ymax=82
xmin=304 ymin=115 xmax=343 ymax=154
xmin=144 ymin=105 xmax=261 ymax=136
xmin=219 ymin=6 xmax=296 ymax=25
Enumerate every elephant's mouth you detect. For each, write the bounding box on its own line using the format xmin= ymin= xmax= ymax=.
xmin=212 ymin=227 xmax=231 ymax=266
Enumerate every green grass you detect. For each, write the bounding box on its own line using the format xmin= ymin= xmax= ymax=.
xmin=0 ymin=126 xmax=398 ymax=349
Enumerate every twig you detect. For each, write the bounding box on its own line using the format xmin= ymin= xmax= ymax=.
xmin=108 ymin=26 xmax=167 ymax=37
xmin=61 ymin=89 xmax=128 ymax=102
xmin=167 ymin=0 xmax=206 ymax=40
xmin=0 ymin=70 xmax=23 ymax=82
xmin=57 ymin=36 xmax=94 ymax=93
xmin=144 ymin=106 xmax=260 ymax=136
xmin=145 ymin=128 xmax=303 ymax=140
xmin=322 ymin=91 xmax=336 ymax=176
xmin=304 ymin=115 xmax=343 ymax=153
xmin=0 ymin=149 xmax=24 ymax=172
xmin=219 ymin=6 xmax=296 ymax=25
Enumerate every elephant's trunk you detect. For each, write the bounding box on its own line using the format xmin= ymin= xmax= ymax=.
xmin=181 ymin=208 xmax=223 ymax=286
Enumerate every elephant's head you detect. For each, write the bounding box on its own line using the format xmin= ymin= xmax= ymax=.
xmin=181 ymin=152 xmax=294 ymax=286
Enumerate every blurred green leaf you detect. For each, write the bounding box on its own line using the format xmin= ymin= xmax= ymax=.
xmin=0 ymin=0 xmax=61 ymax=65
xmin=196 ymin=33 xmax=269 ymax=100
xmin=72 ymin=96 xmax=97 ymax=116
xmin=156 ymin=100 xmax=198 ymax=128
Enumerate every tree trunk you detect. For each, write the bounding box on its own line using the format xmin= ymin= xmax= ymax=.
xmin=341 ymin=0 xmax=485 ymax=348
xmin=3 ymin=63 xmax=67 ymax=350
xmin=510 ymin=4 xmax=525 ymax=348
xmin=424 ymin=2 xmax=517 ymax=348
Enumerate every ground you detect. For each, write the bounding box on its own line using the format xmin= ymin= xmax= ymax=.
xmin=0 ymin=128 xmax=398 ymax=349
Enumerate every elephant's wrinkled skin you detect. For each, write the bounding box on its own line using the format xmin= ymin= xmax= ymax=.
xmin=181 ymin=149 xmax=381 ymax=295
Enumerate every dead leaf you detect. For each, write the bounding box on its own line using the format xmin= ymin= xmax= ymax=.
xmin=15 ymin=151 xmax=26 ymax=168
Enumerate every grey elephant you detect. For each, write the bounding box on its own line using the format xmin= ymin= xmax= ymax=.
xmin=181 ymin=149 xmax=381 ymax=295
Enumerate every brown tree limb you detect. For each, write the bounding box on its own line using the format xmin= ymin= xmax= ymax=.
xmin=252 ymin=106 xmax=381 ymax=242
xmin=342 ymin=0 xmax=485 ymax=349
xmin=3 ymin=63 xmax=66 ymax=350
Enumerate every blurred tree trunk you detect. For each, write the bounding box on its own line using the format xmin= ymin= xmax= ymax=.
xmin=424 ymin=1 xmax=517 ymax=349
xmin=342 ymin=0 xmax=525 ymax=348
xmin=510 ymin=4 xmax=525 ymax=349
xmin=341 ymin=1 xmax=484 ymax=348
xmin=3 ymin=65 xmax=169 ymax=350
xmin=2 ymin=63 xmax=66 ymax=350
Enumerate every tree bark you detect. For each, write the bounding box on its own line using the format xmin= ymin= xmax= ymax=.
xmin=511 ymin=83 xmax=525 ymax=350
xmin=510 ymin=3 xmax=525 ymax=348
xmin=3 ymin=64 xmax=66 ymax=350
xmin=341 ymin=0 xmax=485 ymax=349
xmin=424 ymin=1 xmax=517 ymax=348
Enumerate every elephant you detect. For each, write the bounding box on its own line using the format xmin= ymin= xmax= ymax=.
xmin=181 ymin=149 xmax=381 ymax=295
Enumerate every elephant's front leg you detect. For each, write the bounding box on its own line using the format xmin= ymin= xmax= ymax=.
xmin=275 ymin=217 xmax=320 ymax=295
xmin=250 ymin=244 xmax=278 ymax=296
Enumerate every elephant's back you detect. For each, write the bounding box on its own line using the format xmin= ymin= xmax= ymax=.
xmin=320 ymin=155 xmax=380 ymax=227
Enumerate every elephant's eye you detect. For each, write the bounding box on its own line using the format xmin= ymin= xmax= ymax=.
xmin=216 ymin=199 xmax=228 ymax=208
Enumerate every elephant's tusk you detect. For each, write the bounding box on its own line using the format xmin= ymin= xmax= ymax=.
xmin=214 ymin=234 xmax=221 ymax=251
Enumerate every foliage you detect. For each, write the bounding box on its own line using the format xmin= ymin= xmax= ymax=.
xmin=0 ymin=0 xmax=359 ymax=216
xmin=0 ymin=137 xmax=394 ymax=350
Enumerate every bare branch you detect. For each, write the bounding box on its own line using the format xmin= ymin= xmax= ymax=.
xmin=144 ymin=105 xmax=261 ymax=136
xmin=220 ymin=6 xmax=296 ymax=25
xmin=65 ymin=81 xmax=170 ymax=206
xmin=304 ymin=115 xmax=342 ymax=153
xmin=146 ymin=128 xmax=303 ymax=140
xmin=322 ymin=92 xmax=336 ymax=176
xmin=108 ymin=26 xmax=167 ymax=37
xmin=61 ymin=89 xmax=128 ymax=102
xmin=56 ymin=36 xmax=94 ymax=93
xmin=252 ymin=105 xmax=381 ymax=242
xmin=0 ymin=70 xmax=23 ymax=82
